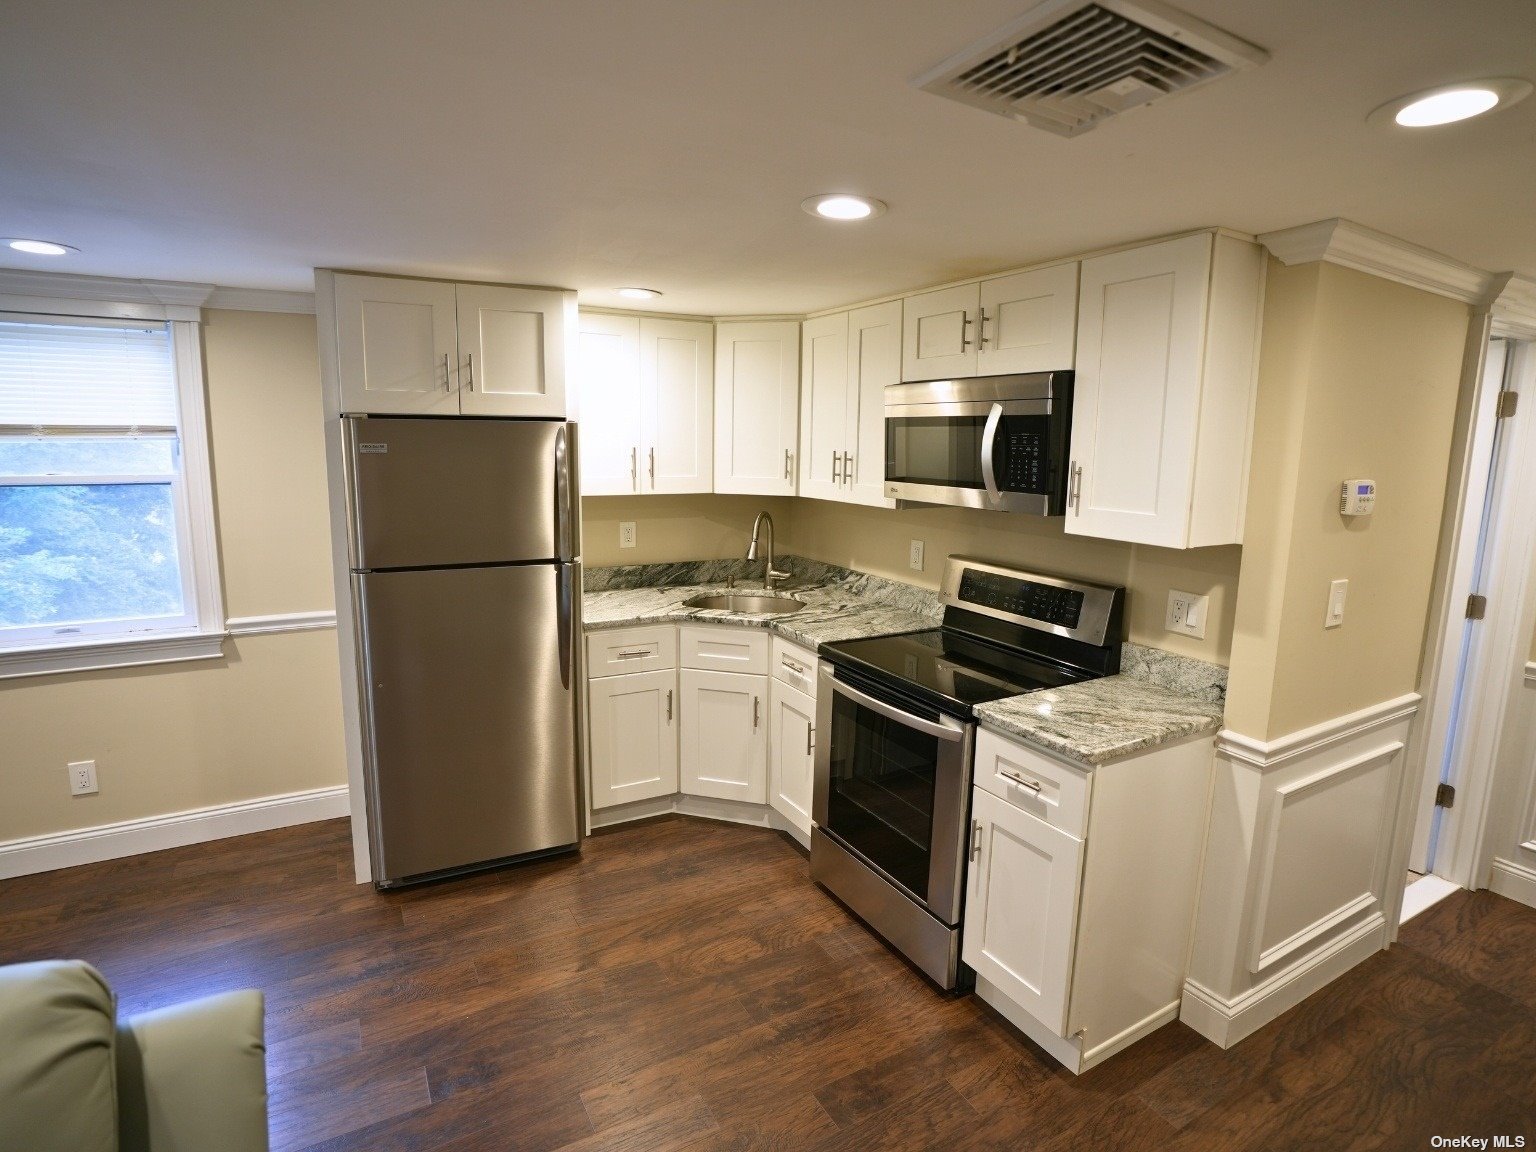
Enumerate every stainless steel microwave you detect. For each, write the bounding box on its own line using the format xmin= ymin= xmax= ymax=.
xmin=884 ymin=372 xmax=1074 ymax=515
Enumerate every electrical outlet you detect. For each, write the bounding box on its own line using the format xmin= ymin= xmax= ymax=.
xmin=619 ymin=522 xmax=636 ymax=549
xmin=68 ymin=760 xmax=98 ymax=796
xmin=1165 ymin=590 xmax=1209 ymax=639
xmin=908 ymin=540 xmax=925 ymax=571
xmin=1325 ymin=579 xmax=1348 ymax=628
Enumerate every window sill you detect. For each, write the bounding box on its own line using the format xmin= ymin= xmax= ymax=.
xmin=0 ymin=630 xmax=228 ymax=681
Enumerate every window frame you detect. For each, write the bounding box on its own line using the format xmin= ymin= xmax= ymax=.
xmin=0 ymin=299 xmax=226 ymax=679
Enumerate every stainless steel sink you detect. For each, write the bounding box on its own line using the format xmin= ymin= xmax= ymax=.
xmin=683 ymin=592 xmax=804 ymax=614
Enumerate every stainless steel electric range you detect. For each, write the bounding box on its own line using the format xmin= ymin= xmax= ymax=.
xmin=810 ymin=556 xmax=1125 ymax=990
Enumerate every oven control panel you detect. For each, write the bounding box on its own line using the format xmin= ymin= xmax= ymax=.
xmin=957 ymin=569 xmax=1083 ymax=629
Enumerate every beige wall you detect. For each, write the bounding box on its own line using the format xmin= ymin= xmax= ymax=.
xmin=583 ymin=494 xmax=795 ymax=568
xmin=1225 ymin=261 xmax=1471 ymax=740
xmin=0 ymin=309 xmax=346 ymax=843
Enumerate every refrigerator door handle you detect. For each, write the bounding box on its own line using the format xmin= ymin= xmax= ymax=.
xmin=554 ymin=424 xmax=574 ymax=561
xmin=557 ymin=563 xmax=574 ymax=689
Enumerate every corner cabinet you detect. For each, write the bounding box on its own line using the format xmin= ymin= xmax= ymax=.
xmin=799 ymin=301 xmax=899 ymax=508
xmin=586 ymin=627 xmax=679 ymax=808
xmin=767 ymin=637 xmax=819 ymax=838
xmin=714 ymin=321 xmax=800 ymax=495
xmin=901 ymin=263 xmax=1078 ymax=383
xmin=321 ymin=272 xmax=574 ymax=418
xmin=963 ymin=727 xmax=1214 ymax=1074
xmin=575 ymin=312 xmax=713 ymax=495
xmin=1066 ymin=233 xmax=1263 ymax=548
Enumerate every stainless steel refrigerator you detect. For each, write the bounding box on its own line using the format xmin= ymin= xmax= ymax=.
xmin=343 ymin=415 xmax=582 ymax=887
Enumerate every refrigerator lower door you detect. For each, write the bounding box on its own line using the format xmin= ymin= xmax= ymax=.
xmin=355 ymin=562 xmax=580 ymax=884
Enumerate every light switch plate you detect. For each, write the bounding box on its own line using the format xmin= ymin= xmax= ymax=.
xmin=1326 ymin=579 xmax=1348 ymax=628
xmin=619 ymin=522 xmax=636 ymax=549
xmin=1165 ymin=590 xmax=1209 ymax=639
xmin=908 ymin=540 xmax=925 ymax=571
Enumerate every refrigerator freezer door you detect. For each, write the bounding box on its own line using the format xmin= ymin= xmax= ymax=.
xmin=356 ymin=563 xmax=581 ymax=883
xmin=346 ymin=416 xmax=576 ymax=569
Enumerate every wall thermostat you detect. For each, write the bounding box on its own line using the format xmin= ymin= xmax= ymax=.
xmin=1340 ymin=479 xmax=1376 ymax=517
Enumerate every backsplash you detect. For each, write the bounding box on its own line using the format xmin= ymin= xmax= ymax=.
xmin=1119 ymin=643 xmax=1227 ymax=704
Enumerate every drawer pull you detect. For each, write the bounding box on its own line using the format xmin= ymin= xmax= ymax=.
xmin=1001 ymin=769 xmax=1043 ymax=793
xmin=616 ymin=648 xmax=652 ymax=659
xmin=781 ymin=657 xmax=806 ymax=676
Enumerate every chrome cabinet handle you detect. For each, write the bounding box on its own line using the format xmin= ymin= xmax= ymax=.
xmin=782 ymin=656 xmax=805 ymax=676
xmin=753 ymin=696 xmax=760 ymax=729
xmin=666 ymin=689 xmax=673 ymax=722
xmin=979 ymin=402 xmax=1003 ymax=505
xmin=841 ymin=452 xmax=853 ymax=486
xmin=784 ymin=449 xmax=792 ymax=480
xmin=978 ymin=308 xmax=991 ymax=349
xmin=807 ymin=724 xmax=814 ymax=755
xmin=1070 ymin=461 xmax=1083 ymax=514
xmin=442 ymin=352 xmax=452 ymax=392
xmin=970 ymin=819 xmax=982 ymax=861
xmin=831 ymin=450 xmax=841 ymax=484
xmin=960 ymin=312 xmax=974 ymax=350
xmin=649 ymin=447 xmax=656 ymax=485
xmin=465 ymin=352 xmax=475 ymax=392
xmin=1001 ymin=768 xmax=1043 ymax=792
xmin=630 ymin=446 xmax=638 ymax=490
xmin=616 ymin=648 xmax=651 ymax=659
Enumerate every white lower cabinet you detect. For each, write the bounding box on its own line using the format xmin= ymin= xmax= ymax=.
xmin=587 ymin=668 xmax=678 ymax=809
xmin=963 ymin=727 xmax=1214 ymax=1074
xmin=768 ymin=679 xmax=816 ymax=836
xmin=679 ymin=668 xmax=768 ymax=804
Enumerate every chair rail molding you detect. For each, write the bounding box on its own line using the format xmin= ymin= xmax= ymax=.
xmin=1214 ymin=693 xmax=1421 ymax=770
xmin=1257 ymin=218 xmax=1493 ymax=305
xmin=225 ymin=610 xmax=338 ymax=637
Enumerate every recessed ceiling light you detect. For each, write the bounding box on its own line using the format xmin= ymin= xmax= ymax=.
xmin=801 ymin=194 xmax=887 ymax=221
xmin=1369 ymin=78 xmax=1531 ymax=128
xmin=5 ymin=238 xmax=77 ymax=256
xmin=616 ymin=287 xmax=662 ymax=299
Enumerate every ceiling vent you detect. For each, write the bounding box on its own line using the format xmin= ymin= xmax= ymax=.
xmin=913 ymin=0 xmax=1268 ymax=138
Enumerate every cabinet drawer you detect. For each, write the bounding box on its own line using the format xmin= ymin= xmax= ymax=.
xmin=771 ymin=637 xmax=818 ymax=696
xmin=586 ymin=626 xmax=677 ymax=678
xmin=679 ymin=625 xmax=769 ymax=675
xmin=974 ymin=728 xmax=1090 ymax=839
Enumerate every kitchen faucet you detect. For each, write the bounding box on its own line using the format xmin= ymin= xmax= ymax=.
xmin=746 ymin=511 xmax=790 ymax=591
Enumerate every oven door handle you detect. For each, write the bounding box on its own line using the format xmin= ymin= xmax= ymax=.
xmin=830 ymin=676 xmax=967 ymax=743
xmin=979 ymin=401 xmax=1003 ymax=506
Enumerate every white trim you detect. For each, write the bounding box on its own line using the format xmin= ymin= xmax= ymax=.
xmin=1180 ymin=914 xmax=1387 ymax=1048
xmin=1525 ymin=661 xmax=1536 ymax=687
xmin=0 ymin=785 xmax=349 ymax=880
xmin=169 ymin=319 xmax=227 ymax=639
xmin=205 ymin=286 xmax=317 ymax=315
xmin=225 ymin=610 xmax=338 ymax=637
xmin=1488 ymin=856 xmax=1536 ymax=909
xmin=1486 ymin=273 xmax=1536 ymax=340
xmin=1215 ymin=693 xmax=1420 ymax=770
xmin=0 ymin=631 xmax=227 ymax=680
xmin=975 ymin=975 xmax=1085 ymax=1071
xmin=1257 ymin=218 xmax=1492 ymax=304
xmin=1399 ymin=874 xmax=1460 ymax=924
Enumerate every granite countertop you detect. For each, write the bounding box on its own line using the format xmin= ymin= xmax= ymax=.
xmin=582 ymin=579 xmax=937 ymax=651
xmin=974 ymin=676 xmax=1224 ymax=767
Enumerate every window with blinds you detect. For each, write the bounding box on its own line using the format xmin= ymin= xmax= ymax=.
xmin=0 ymin=316 xmax=196 ymax=644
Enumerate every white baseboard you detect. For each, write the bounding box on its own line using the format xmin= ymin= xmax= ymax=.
xmin=1399 ymin=874 xmax=1460 ymax=923
xmin=1180 ymin=914 xmax=1387 ymax=1048
xmin=588 ymin=793 xmax=810 ymax=849
xmin=975 ymin=976 xmax=1085 ymax=1073
xmin=1488 ymin=856 xmax=1536 ymax=909
xmin=1081 ymin=1001 xmax=1182 ymax=1071
xmin=0 ymin=785 xmax=350 ymax=880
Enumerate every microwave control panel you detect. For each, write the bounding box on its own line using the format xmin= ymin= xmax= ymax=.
xmin=957 ymin=569 xmax=1083 ymax=629
xmin=999 ymin=430 xmax=1045 ymax=492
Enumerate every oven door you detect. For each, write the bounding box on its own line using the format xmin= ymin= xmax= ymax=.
xmin=812 ymin=665 xmax=974 ymax=925
xmin=884 ymin=398 xmax=1066 ymax=515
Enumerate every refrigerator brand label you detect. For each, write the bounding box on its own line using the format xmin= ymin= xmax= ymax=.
xmin=358 ymin=443 xmax=389 ymax=454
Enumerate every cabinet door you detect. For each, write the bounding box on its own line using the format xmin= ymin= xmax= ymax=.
xmin=1066 ymin=234 xmax=1211 ymax=547
xmin=588 ymin=669 xmax=677 ymax=808
xmin=714 ymin=322 xmax=800 ymax=495
xmin=976 ymin=263 xmax=1079 ymax=376
xmin=798 ymin=312 xmax=850 ymax=502
xmin=901 ymin=283 xmax=978 ymax=382
xmin=769 ymin=679 xmax=816 ymax=836
xmin=642 ymin=318 xmax=713 ymax=493
xmin=845 ymin=300 xmax=900 ymax=508
xmin=333 ymin=274 xmax=459 ymax=415
xmin=576 ymin=312 xmax=641 ymax=495
xmin=456 ymin=284 xmax=571 ymax=418
xmin=962 ymin=787 xmax=1084 ymax=1036
xmin=679 ymin=668 xmax=767 ymax=803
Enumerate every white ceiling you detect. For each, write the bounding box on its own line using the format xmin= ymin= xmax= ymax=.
xmin=2 ymin=0 xmax=1534 ymax=315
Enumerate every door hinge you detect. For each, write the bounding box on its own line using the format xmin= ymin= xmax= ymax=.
xmin=1435 ymin=783 xmax=1456 ymax=809
xmin=1496 ymin=391 xmax=1518 ymax=419
xmin=1466 ymin=593 xmax=1487 ymax=620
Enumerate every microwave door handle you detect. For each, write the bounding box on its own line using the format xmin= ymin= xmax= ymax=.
xmin=980 ymin=401 xmax=1003 ymax=506
xmin=830 ymin=676 xmax=966 ymax=743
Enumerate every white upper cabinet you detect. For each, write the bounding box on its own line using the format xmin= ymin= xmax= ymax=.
xmin=327 ymin=272 xmax=573 ymax=418
xmin=575 ymin=313 xmax=713 ymax=495
xmin=1066 ymin=233 xmax=1263 ymax=548
xmin=642 ymin=318 xmax=714 ymax=493
xmin=332 ymin=274 xmax=459 ymax=415
xmin=576 ymin=313 xmax=642 ymax=495
xmin=798 ymin=301 xmax=899 ymax=508
xmin=901 ymin=265 xmax=1078 ymax=383
xmin=714 ymin=321 xmax=800 ymax=495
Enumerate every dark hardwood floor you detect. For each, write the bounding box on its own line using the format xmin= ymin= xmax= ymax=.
xmin=2 ymin=815 xmax=1534 ymax=1150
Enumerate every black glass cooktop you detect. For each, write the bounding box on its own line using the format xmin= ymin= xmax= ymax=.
xmin=820 ymin=628 xmax=1091 ymax=716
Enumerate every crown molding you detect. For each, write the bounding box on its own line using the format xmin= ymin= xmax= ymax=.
xmin=206 ymin=286 xmax=316 ymax=314
xmin=1484 ymin=273 xmax=1536 ymax=340
xmin=0 ymin=267 xmax=316 ymax=319
xmin=1257 ymin=218 xmax=1493 ymax=305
